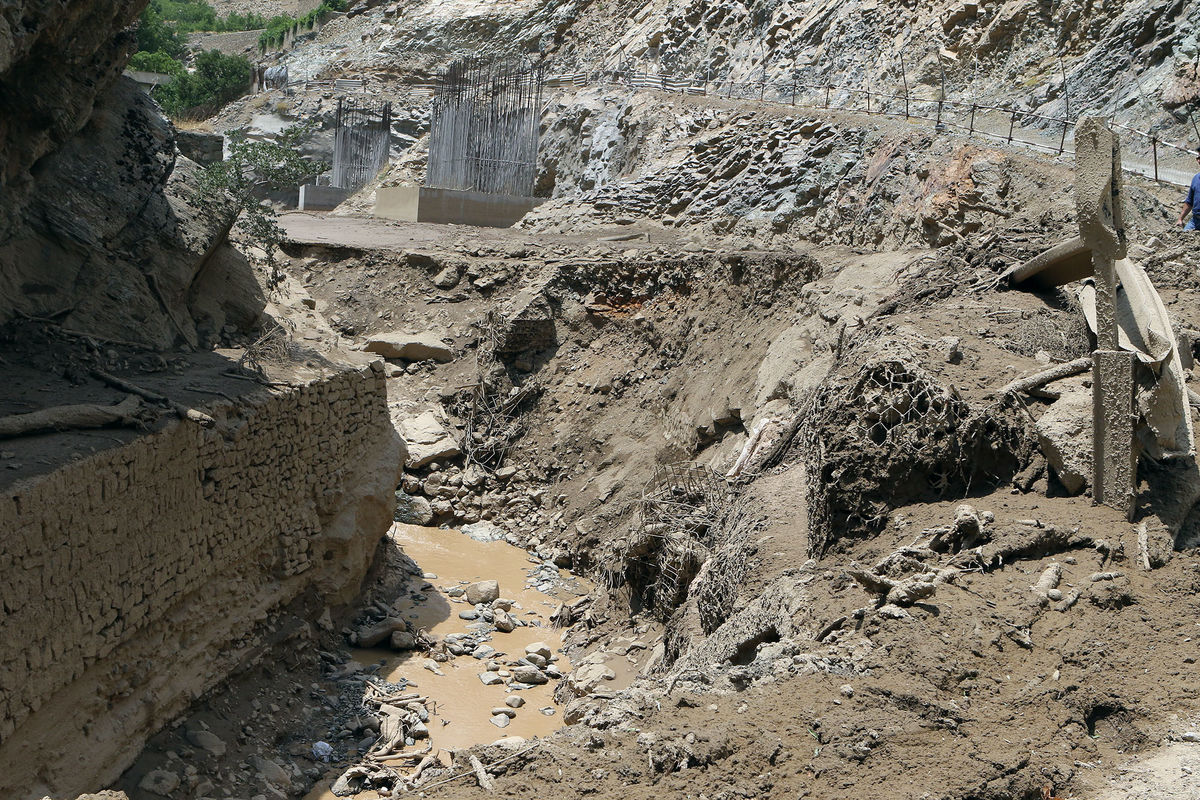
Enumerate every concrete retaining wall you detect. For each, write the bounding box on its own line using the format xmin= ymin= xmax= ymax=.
xmin=0 ymin=363 xmax=402 ymax=799
xmin=374 ymin=185 xmax=544 ymax=228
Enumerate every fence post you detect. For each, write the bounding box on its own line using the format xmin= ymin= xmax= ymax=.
xmin=1059 ymin=118 xmax=1068 ymax=155
xmin=1008 ymin=107 xmax=1016 ymax=142
xmin=825 ymin=84 xmax=831 ymax=108
xmin=900 ymin=52 xmax=910 ymax=120
xmin=1152 ymin=136 xmax=1159 ymax=182
xmin=968 ymin=103 xmax=976 ymax=135
xmin=792 ymin=77 xmax=797 ymax=106
xmin=760 ymin=76 xmax=766 ymax=101
xmin=936 ymin=98 xmax=942 ymax=127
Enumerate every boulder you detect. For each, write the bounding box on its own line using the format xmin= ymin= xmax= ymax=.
xmin=511 ymin=665 xmax=549 ymax=684
xmin=394 ymin=492 xmax=434 ymax=525
xmin=495 ymin=288 xmax=556 ymax=354
xmin=363 ymin=332 xmax=453 ymax=362
xmin=462 ymin=521 xmax=505 ymax=541
xmin=356 ymin=617 xmax=408 ymax=647
xmin=397 ymin=412 xmax=461 ymax=468
xmin=252 ymin=756 xmax=291 ymax=787
xmin=1035 ymin=380 xmax=1091 ymax=494
xmin=432 ymin=266 xmax=460 ymax=289
xmin=524 ymin=641 xmax=552 ymax=660
xmin=466 ymin=580 xmax=500 ymax=604
xmin=390 ymin=631 xmax=417 ymax=650
xmin=493 ymin=610 xmax=516 ymax=632
xmin=185 ymin=728 xmax=226 ymax=756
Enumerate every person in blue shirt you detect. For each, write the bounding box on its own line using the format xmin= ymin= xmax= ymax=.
xmin=1179 ymin=152 xmax=1200 ymax=230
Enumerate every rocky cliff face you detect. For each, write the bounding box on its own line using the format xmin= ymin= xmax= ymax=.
xmin=0 ymin=0 xmax=143 ymax=199
xmin=0 ymin=1 xmax=262 ymax=349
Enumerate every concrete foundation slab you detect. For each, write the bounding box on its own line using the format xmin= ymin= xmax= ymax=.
xmin=299 ymin=184 xmax=351 ymax=211
xmin=375 ymin=185 xmax=421 ymax=221
xmin=374 ymin=185 xmax=543 ymax=228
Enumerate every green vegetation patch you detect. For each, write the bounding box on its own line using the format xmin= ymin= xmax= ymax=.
xmin=258 ymin=0 xmax=346 ymax=51
xmin=157 ymin=50 xmax=253 ymax=118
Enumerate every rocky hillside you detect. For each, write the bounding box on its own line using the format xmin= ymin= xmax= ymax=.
xmin=0 ymin=0 xmax=261 ymax=350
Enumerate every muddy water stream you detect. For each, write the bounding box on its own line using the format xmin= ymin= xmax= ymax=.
xmin=306 ymin=524 xmax=587 ymax=799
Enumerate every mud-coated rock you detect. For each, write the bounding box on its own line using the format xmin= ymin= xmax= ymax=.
xmin=363 ymin=332 xmax=453 ymax=362
xmin=1035 ymin=380 xmax=1091 ymax=494
xmin=565 ymin=663 xmax=616 ymax=696
xmin=466 ymin=580 xmax=500 ymax=604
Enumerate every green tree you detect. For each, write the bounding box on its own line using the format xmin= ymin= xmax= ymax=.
xmin=157 ymin=49 xmax=251 ymax=117
xmin=128 ymin=49 xmax=186 ymax=76
xmin=136 ymin=5 xmax=187 ymax=60
xmin=198 ymin=124 xmax=325 ymax=284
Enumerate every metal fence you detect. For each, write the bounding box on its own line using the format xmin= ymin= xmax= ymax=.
xmin=425 ymin=58 xmax=545 ymax=197
xmin=543 ymin=67 xmax=1198 ymax=188
xmin=332 ymin=99 xmax=392 ymax=191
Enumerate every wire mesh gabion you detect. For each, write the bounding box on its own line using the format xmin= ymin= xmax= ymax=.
xmin=801 ymin=344 xmax=1031 ymax=557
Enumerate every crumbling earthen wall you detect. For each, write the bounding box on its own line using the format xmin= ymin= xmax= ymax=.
xmin=0 ymin=363 xmax=401 ymax=799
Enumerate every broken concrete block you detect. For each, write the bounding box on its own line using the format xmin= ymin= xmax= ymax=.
xmin=363 ymin=332 xmax=453 ymax=362
xmin=1035 ymin=380 xmax=1092 ymax=494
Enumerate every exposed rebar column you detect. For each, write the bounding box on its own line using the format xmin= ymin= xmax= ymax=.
xmin=425 ymin=57 xmax=545 ymax=197
xmin=333 ymin=99 xmax=392 ymax=191
xmin=1074 ymin=117 xmax=1137 ymax=519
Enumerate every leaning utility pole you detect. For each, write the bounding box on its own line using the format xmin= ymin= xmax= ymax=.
xmin=1074 ymin=118 xmax=1137 ymax=519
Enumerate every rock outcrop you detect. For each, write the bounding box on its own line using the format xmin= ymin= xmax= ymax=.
xmin=0 ymin=2 xmax=262 ymax=350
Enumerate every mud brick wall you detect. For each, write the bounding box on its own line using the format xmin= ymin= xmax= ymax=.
xmin=0 ymin=363 xmax=399 ymax=798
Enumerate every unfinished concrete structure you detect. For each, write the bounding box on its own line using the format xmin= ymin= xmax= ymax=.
xmin=416 ymin=58 xmax=545 ymax=226
xmin=332 ymin=99 xmax=392 ymax=192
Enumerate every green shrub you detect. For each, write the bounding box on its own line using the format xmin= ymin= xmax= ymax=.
xmin=128 ymin=50 xmax=186 ymax=76
xmin=258 ymin=0 xmax=346 ymax=51
xmin=157 ymin=50 xmax=252 ymax=118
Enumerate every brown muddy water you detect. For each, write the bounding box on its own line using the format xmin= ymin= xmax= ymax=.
xmin=306 ymin=524 xmax=588 ymax=799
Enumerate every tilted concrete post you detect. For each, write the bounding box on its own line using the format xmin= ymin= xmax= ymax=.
xmin=1075 ymin=117 xmax=1137 ymax=519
